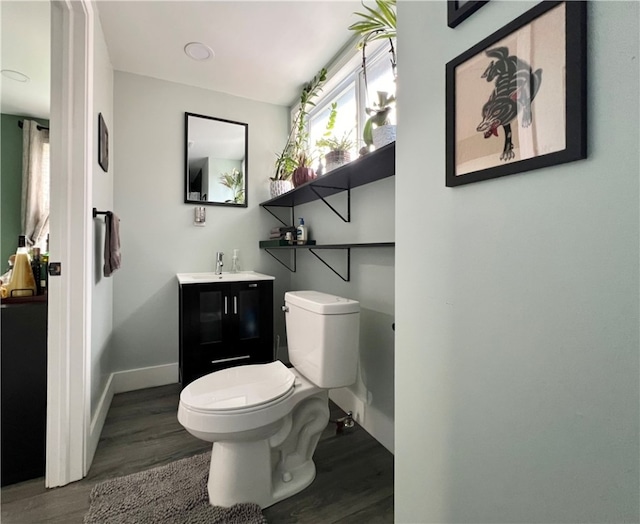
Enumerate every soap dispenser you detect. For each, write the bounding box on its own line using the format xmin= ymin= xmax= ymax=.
xmin=296 ymin=218 xmax=308 ymax=245
xmin=231 ymin=249 xmax=241 ymax=273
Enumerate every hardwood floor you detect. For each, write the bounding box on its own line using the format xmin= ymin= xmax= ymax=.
xmin=1 ymin=384 xmax=394 ymax=523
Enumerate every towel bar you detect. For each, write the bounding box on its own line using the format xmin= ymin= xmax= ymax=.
xmin=92 ymin=208 xmax=112 ymax=218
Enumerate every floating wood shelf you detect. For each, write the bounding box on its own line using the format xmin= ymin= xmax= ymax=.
xmin=261 ymin=242 xmax=394 ymax=250
xmin=259 ymin=142 xmax=396 ymax=281
xmin=262 ymin=243 xmax=395 ymax=282
xmin=260 ymin=142 xmax=395 ymax=223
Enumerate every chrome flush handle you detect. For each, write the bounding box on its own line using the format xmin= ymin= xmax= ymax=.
xmin=281 ymin=305 xmax=289 ymax=313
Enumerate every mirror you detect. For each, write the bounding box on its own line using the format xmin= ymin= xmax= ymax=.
xmin=185 ymin=113 xmax=248 ymax=207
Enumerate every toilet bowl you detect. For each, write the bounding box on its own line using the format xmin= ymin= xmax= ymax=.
xmin=178 ymin=290 xmax=359 ymax=509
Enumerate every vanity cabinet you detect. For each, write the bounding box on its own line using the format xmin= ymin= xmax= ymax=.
xmin=178 ymin=279 xmax=274 ymax=386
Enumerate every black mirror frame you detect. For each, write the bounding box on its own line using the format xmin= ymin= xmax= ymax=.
xmin=184 ymin=112 xmax=249 ymax=208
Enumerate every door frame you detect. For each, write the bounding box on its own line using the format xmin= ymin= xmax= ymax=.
xmin=46 ymin=0 xmax=93 ymax=487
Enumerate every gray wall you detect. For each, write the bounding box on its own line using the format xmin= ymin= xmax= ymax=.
xmin=112 ymin=72 xmax=291 ymax=372
xmin=287 ymin=178 xmax=396 ymax=451
xmin=90 ymin=16 xmax=115 ymax=418
xmin=396 ymin=2 xmax=639 ymax=523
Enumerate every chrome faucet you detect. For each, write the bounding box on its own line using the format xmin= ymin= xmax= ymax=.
xmin=215 ymin=251 xmax=224 ymax=274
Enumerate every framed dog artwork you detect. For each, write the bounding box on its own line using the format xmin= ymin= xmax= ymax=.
xmin=445 ymin=1 xmax=587 ymax=187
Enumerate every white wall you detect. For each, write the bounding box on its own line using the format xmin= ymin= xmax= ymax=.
xmin=396 ymin=2 xmax=639 ymax=523
xmin=112 ymin=72 xmax=291 ymax=373
xmin=90 ymin=14 xmax=114 ymax=420
xmin=288 ymin=176 xmax=396 ymax=451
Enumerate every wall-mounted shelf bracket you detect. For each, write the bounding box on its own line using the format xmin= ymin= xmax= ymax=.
xmin=309 ymin=185 xmax=350 ymax=223
xmin=262 ymin=205 xmax=293 ymax=227
xmin=309 ymin=247 xmax=351 ymax=282
xmin=264 ymin=248 xmax=296 ymax=272
xmin=259 ymin=243 xmax=393 ymax=281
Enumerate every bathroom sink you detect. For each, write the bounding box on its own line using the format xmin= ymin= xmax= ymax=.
xmin=177 ymin=271 xmax=275 ymax=285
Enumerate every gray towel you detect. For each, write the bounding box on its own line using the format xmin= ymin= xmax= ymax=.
xmin=103 ymin=212 xmax=121 ymax=277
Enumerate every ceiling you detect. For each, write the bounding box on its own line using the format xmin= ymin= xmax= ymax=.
xmin=0 ymin=1 xmax=50 ymax=118
xmin=1 ymin=1 xmax=362 ymax=119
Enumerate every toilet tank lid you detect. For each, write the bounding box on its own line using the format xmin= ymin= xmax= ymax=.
xmin=285 ymin=290 xmax=359 ymax=315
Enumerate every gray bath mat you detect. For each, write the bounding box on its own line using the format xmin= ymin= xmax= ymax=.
xmin=84 ymin=452 xmax=267 ymax=524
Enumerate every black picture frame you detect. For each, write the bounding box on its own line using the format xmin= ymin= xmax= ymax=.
xmin=98 ymin=113 xmax=109 ymax=173
xmin=446 ymin=1 xmax=587 ymax=187
xmin=448 ymin=1 xmax=489 ymax=28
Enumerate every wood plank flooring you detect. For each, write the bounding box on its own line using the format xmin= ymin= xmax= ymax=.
xmin=1 ymin=383 xmax=393 ymax=523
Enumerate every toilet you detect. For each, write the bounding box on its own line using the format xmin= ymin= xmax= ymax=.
xmin=177 ymin=290 xmax=360 ymax=509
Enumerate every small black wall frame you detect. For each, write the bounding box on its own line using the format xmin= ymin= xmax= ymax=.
xmin=448 ymin=0 xmax=489 ymax=28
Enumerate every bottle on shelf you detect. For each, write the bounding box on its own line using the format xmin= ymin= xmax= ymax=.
xmin=296 ymin=218 xmax=308 ymax=245
xmin=31 ymin=247 xmax=42 ymax=295
xmin=40 ymin=236 xmax=49 ymax=295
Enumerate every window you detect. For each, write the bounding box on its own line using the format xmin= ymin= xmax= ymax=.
xmin=305 ymin=43 xmax=396 ymax=170
xmin=308 ymin=79 xmax=358 ymax=168
xmin=362 ymin=49 xmax=397 ymax=125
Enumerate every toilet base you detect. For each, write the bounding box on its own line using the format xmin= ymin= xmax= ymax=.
xmin=206 ymin=391 xmax=329 ymax=509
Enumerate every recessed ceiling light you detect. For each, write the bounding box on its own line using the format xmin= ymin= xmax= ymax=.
xmin=184 ymin=42 xmax=214 ymax=61
xmin=1 ymin=69 xmax=30 ymax=82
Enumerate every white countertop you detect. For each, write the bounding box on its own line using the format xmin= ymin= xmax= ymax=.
xmin=176 ymin=271 xmax=275 ymax=285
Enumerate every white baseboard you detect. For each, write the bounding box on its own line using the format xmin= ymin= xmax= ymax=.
xmin=112 ymin=362 xmax=179 ymax=394
xmin=87 ymin=373 xmax=115 ymax=469
xmin=330 ymin=387 xmax=394 ymax=454
xmin=86 ymin=363 xmax=179 ymax=471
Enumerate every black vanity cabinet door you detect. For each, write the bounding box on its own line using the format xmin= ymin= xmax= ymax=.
xmin=179 ymin=280 xmax=274 ymax=386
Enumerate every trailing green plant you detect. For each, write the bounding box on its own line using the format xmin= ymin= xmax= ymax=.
xmin=348 ymin=0 xmax=397 ymax=90
xmin=219 ymin=167 xmax=245 ymax=204
xmin=363 ymin=91 xmax=396 ymax=147
xmin=315 ymin=102 xmax=355 ymax=153
xmin=272 ymin=68 xmax=327 ymax=181
xmin=315 ymin=102 xmax=338 ymax=148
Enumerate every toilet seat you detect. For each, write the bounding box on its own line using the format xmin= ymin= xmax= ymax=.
xmin=180 ymin=361 xmax=295 ymax=413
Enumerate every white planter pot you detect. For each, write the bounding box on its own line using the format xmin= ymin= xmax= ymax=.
xmin=372 ymin=125 xmax=397 ymax=149
xmin=269 ymin=180 xmax=293 ymax=199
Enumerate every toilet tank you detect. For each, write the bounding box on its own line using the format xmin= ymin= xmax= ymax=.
xmin=284 ymin=291 xmax=359 ymax=388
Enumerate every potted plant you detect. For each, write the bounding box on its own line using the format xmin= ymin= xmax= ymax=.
xmin=349 ymin=0 xmax=397 ymax=151
xmin=349 ymin=0 xmax=397 ymax=84
xmin=270 ymin=68 xmax=327 ymax=197
xmin=219 ymin=167 xmax=245 ymax=204
xmin=317 ymin=131 xmax=355 ymax=172
xmin=364 ymin=90 xmax=396 ymax=149
xmin=292 ymin=151 xmax=317 ymax=187
xmin=314 ymin=102 xmax=355 ymax=172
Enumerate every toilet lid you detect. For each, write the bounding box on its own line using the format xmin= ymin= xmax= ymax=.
xmin=180 ymin=361 xmax=296 ymax=412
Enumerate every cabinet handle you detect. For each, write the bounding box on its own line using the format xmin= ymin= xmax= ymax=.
xmin=211 ymin=355 xmax=250 ymax=365
xmin=224 ymin=296 xmax=228 ymax=315
xmin=233 ymin=296 xmax=238 ymax=315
